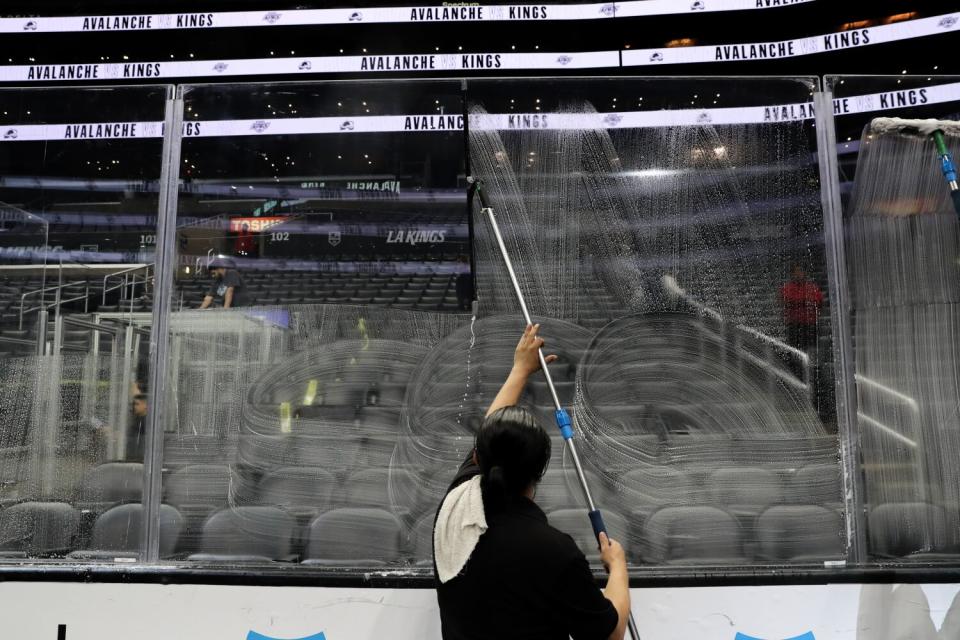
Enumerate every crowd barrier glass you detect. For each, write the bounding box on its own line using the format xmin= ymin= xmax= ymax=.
xmin=461 ymin=76 xmax=844 ymax=568
xmin=826 ymin=75 xmax=960 ymax=563
xmin=1 ymin=75 xmax=955 ymax=573
xmin=161 ymin=81 xmax=469 ymax=564
xmin=155 ymin=76 xmax=849 ymax=570
xmin=0 ymin=85 xmax=170 ymax=561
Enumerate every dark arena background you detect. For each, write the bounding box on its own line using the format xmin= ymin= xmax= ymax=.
xmin=0 ymin=1 xmax=959 ymax=638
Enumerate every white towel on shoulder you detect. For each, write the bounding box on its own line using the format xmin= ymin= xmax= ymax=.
xmin=434 ymin=475 xmax=488 ymax=583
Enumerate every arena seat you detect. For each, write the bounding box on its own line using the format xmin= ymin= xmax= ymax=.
xmin=0 ymin=501 xmax=80 ymax=557
xmin=708 ymin=467 xmax=783 ymax=517
xmin=344 ymin=468 xmax=421 ymax=516
xmin=165 ymin=465 xmax=233 ymax=537
xmin=68 ymin=503 xmax=182 ymax=560
xmin=258 ymin=467 xmax=337 ymax=517
xmin=547 ymin=508 xmax=629 ymax=562
xmin=166 ymin=464 xmax=232 ymax=511
xmin=791 ymin=464 xmax=843 ymax=507
xmin=188 ymin=506 xmax=296 ymax=562
xmin=302 ymin=508 xmax=404 ymax=566
xmin=77 ymin=462 xmax=143 ymax=510
xmin=639 ymin=506 xmax=744 ymax=565
xmin=622 ymin=467 xmax=701 ymax=516
xmin=868 ymin=502 xmax=957 ymax=558
xmin=236 ymin=433 xmax=295 ymax=468
xmin=755 ymin=505 xmax=844 ymax=562
xmin=291 ymin=435 xmax=362 ymax=472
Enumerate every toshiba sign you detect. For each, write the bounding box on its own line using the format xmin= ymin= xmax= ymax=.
xmin=229 ymin=217 xmax=287 ymax=232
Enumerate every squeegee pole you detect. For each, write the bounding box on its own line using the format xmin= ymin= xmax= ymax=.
xmin=472 ymin=178 xmax=640 ymax=640
xmin=481 ymin=202 xmax=596 ymax=506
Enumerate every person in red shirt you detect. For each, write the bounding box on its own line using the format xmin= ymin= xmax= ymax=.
xmin=233 ymin=222 xmax=256 ymax=257
xmin=781 ymin=264 xmax=823 ymax=352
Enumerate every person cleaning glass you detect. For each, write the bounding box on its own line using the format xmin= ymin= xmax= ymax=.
xmin=433 ymin=323 xmax=631 ymax=640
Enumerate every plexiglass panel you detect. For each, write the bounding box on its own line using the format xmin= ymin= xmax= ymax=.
xmin=462 ymin=77 xmax=842 ymax=567
xmin=0 ymin=85 xmax=170 ymax=561
xmin=827 ymin=75 xmax=960 ymax=561
xmin=158 ymin=77 xmax=847 ymax=570
xmin=164 ymin=81 xmax=467 ymax=564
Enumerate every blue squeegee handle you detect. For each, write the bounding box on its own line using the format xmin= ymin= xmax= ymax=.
xmin=555 ymin=408 xmax=604 ymax=533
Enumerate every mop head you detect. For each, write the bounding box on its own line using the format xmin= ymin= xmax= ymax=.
xmin=869 ymin=117 xmax=960 ymax=138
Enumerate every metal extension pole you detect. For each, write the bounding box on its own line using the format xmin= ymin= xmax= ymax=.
xmin=469 ymin=177 xmax=640 ymax=640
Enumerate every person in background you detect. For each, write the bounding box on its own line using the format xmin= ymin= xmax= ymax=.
xmin=454 ymin=254 xmax=474 ymax=312
xmin=234 ymin=222 xmax=256 ymax=257
xmin=433 ymin=324 xmax=631 ymax=640
xmin=89 ymin=382 xmax=148 ymax=461
xmin=125 ymin=393 xmax=148 ymax=462
xmin=200 ymin=256 xmax=246 ymax=309
xmin=780 ymin=264 xmax=823 ymax=353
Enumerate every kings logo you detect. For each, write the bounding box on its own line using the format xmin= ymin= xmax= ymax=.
xmin=328 ymin=231 xmax=342 ymax=247
xmin=263 ymin=12 xmax=282 ymax=23
xmin=250 ymin=120 xmax=271 ymax=133
xmin=247 ymin=633 xmax=326 ymax=640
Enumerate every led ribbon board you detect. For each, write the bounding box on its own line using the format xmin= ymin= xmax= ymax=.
xmin=0 ymin=12 xmax=956 ymax=83
xmin=0 ymin=0 xmax=814 ymax=33
xmin=2 ymin=80 xmax=958 ymax=142
xmin=623 ymin=13 xmax=960 ymax=66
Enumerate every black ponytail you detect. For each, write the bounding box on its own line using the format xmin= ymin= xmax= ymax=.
xmin=477 ymin=406 xmax=551 ymax=512
xmin=483 ymin=465 xmax=508 ymax=509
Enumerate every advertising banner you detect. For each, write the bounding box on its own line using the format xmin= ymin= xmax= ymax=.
xmin=2 ymin=582 xmax=959 ymax=640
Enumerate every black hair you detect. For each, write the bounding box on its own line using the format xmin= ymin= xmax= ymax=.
xmin=475 ymin=405 xmax=551 ymax=512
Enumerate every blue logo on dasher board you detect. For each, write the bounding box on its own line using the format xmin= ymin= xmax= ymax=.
xmin=247 ymin=632 xmax=326 ymax=640
xmin=735 ymin=633 xmax=814 ymax=640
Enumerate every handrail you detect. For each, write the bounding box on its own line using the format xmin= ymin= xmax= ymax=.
xmin=661 ymin=273 xmax=921 ymax=420
xmin=101 ymin=263 xmax=151 ymax=305
xmin=176 ymin=212 xmax=236 ymax=231
xmin=61 ymin=316 xmax=119 ymax=335
xmin=661 ymin=273 xmax=810 ymax=365
xmin=18 ymin=279 xmax=90 ymax=330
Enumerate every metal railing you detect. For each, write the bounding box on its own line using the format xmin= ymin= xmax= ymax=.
xmin=18 ymin=279 xmax=92 ymax=329
xmin=661 ymin=274 xmax=811 ymax=385
xmin=101 ymin=263 xmax=153 ymax=308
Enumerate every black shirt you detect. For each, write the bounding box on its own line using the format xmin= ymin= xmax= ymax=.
xmin=125 ymin=414 xmax=145 ymax=462
xmin=435 ymin=453 xmax=618 ymax=640
xmin=206 ymin=269 xmax=246 ymax=307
